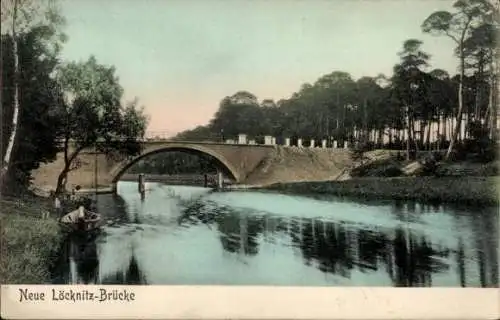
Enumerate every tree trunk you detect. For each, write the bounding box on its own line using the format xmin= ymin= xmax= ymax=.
xmin=419 ymin=120 xmax=425 ymax=148
xmin=378 ymin=128 xmax=383 ymax=148
xmin=437 ymin=114 xmax=441 ymax=150
xmin=55 ymin=139 xmax=70 ymax=196
xmin=488 ymin=58 xmax=498 ymax=139
xmin=443 ymin=115 xmax=447 ymax=143
xmin=1 ymin=0 xmax=20 ymax=184
xmin=55 ymin=142 xmax=84 ymax=196
xmin=426 ymin=119 xmax=432 ymax=150
xmin=55 ymin=167 xmax=70 ymax=196
xmin=446 ymin=52 xmax=466 ymax=161
xmin=410 ymin=114 xmax=419 ymax=156
xmin=445 ymin=19 xmax=472 ymax=161
xmin=475 ymin=52 xmax=484 ymax=121
xmin=490 ymin=84 xmax=497 ymax=139
xmin=406 ymin=107 xmax=411 ymax=160
xmin=484 ymin=89 xmax=492 ymax=127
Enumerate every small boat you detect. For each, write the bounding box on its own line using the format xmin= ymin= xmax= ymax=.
xmin=59 ymin=206 xmax=102 ymax=233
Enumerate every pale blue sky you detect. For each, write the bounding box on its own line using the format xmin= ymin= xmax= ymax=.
xmin=60 ymin=0 xmax=458 ymax=135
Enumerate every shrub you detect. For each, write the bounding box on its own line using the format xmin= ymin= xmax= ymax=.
xmin=61 ymin=195 xmax=95 ymax=212
xmin=420 ymin=160 xmax=438 ymax=176
xmin=463 ymin=121 xmax=498 ymax=162
xmin=351 ymin=159 xmax=403 ymax=177
xmin=350 ymin=140 xmax=371 ymax=162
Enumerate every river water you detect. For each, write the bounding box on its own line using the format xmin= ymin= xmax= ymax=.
xmin=51 ymin=181 xmax=499 ymax=287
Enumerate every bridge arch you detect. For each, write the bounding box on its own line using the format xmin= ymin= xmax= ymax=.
xmin=109 ymin=144 xmax=241 ymax=185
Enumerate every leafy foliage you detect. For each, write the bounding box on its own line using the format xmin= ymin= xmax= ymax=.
xmin=350 ymin=159 xmax=403 ymax=178
xmin=53 ymin=56 xmax=149 ymax=194
xmin=421 ymin=0 xmax=498 ymax=160
xmin=1 ymin=26 xmax=64 ymax=194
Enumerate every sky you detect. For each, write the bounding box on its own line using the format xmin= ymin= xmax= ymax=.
xmin=60 ymin=0 xmax=459 ymax=136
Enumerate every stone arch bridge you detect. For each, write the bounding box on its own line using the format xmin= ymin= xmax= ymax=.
xmin=32 ymin=140 xmax=276 ymax=192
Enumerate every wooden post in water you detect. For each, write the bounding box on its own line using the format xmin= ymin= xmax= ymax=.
xmin=204 ymin=174 xmax=208 ymax=188
xmin=138 ymin=173 xmax=146 ymax=195
xmin=217 ymin=171 xmax=224 ymax=190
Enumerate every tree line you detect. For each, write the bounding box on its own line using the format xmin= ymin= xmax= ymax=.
xmin=1 ymin=0 xmax=148 ymax=195
xmin=174 ymin=0 xmax=499 ymax=162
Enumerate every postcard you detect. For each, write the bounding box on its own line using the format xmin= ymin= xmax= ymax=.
xmin=1 ymin=0 xmax=498 ymax=319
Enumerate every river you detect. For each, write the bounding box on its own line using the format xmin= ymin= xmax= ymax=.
xmin=51 ymin=181 xmax=499 ymax=287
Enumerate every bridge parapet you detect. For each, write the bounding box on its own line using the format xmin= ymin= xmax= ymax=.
xmin=72 ymin=134 xmax=355 ymax=152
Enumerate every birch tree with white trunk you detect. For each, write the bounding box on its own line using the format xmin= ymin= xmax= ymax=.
xmin=0 ymin=0 xmax=63 ymax=184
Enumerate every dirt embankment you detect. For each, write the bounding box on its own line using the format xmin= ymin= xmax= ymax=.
xmin=241 ymin=146 xmax=354 ymax=186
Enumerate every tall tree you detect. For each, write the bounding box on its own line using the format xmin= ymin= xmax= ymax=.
xmin=208 ymin=91 xmax=266 ymax=139
xmin=0 ymin=0 xmax=62 ymax=182
xmin=391 ymin=39 xmax=430 ymax=159
xmin=0 ymin=0 xmax=64 ymax=184
xmin=422 ymin=0 xmax=495 ymax=160
xmin=54 ymin=56 xmax=148 ymax=194
xmin=1 ymin=0 xmax=65 ymax=193
xmin=1 ymin=28 xmax=64 ymax=193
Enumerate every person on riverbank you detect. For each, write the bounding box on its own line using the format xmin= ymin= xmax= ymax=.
xmin=77 ymin=205 xmax=86 ymax=231
xmin=50 ymin=191 xmax=62 ymax=217
xmin=70 ymin=185 xmax=82 ymax=201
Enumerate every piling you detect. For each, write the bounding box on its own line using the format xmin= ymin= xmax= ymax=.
xmin=217 ymin=172 xmax=224 ymax=190
xmin=138 ymin=173 xmax=146 ymax=195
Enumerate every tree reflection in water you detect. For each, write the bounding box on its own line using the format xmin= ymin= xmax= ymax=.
xmin=176 ymin=198 xmax=496 ymax=287
xmin=51 ymin=191 xmax=148 ymax=285
xmin=51 ymin=234 xmax=100 ymax=284
xmin=55 ymin=191 xmax=497 ymax=287
xmin=51 ymin=233 xmax=148 ymax=285
xmin=100 ymin=250 xmax=147 ymax=285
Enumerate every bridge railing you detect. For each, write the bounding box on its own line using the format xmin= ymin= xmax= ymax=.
xmin=141 ymin=132 xmax=354 ymax=149
xmin=63 ymin=129 xmax=452 ymax=151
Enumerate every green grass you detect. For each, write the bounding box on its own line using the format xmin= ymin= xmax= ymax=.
xmin=0 ymin=196 xmax=63 ymax=284
xmin=264 ymin=176 xmax=499 ymax=206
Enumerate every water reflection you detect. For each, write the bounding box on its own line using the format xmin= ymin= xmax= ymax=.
xmin=52 ymin=182 xmax=499 ymax=287
xmin=100 ymin=250 xmax=147 ymax=285
xmin=177 ymin=199 xmax=460 ymax=287
xmin=52 ymin=234 xmax=99 ymax=285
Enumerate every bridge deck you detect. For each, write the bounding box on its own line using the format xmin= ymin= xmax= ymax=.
xmin=142 ymin=140 xmax=276 ymax=147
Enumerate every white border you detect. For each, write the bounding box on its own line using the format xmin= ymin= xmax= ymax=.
xmin=1 ymin=285 xmax=499 ymax=319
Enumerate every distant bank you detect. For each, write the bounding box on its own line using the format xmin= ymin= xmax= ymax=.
xmin=257 ymin=176 xmax=499 ymax=206
xmin=119 ymin=173 xmax=226 ymax=187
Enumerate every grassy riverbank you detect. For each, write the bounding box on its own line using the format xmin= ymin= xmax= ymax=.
xmin=262 ymin=176 xmax=499 ymax=205
xmin=0 ymin=196 xmax=63 ymax=284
